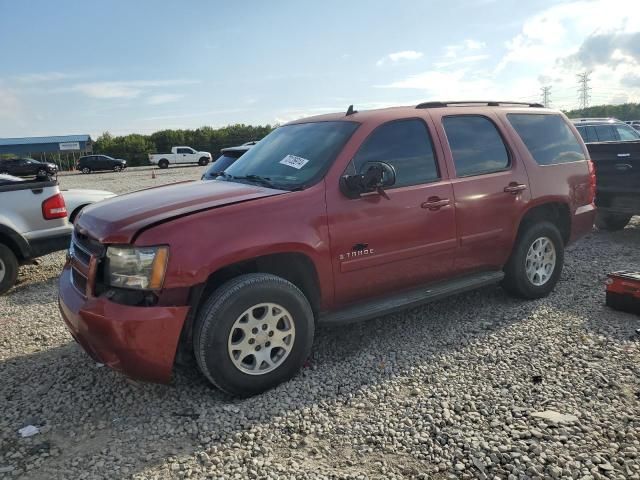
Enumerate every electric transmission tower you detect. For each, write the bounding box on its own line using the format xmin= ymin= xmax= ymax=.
xmin=540 ymin=86 xmax=552 ymax=107
xmin=577 ymin=71 xmax=592 ymax=110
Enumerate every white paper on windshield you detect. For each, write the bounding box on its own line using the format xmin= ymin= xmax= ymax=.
xmin=279 ymin=154 xmax=309 ymax=170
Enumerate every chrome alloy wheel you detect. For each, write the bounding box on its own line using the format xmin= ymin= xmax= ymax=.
xmin=525 ymin=236 xmax=556 ymax=286
xmin=227 ymin=302 xmax=296 ymax=375
xmin=0 ymin=257 xmax=5 ymax=283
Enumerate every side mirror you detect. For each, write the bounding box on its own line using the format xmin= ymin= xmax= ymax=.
xmin=340 ymin=161 xmax=396 ymax=199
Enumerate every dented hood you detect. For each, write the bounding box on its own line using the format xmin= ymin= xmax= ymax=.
xmin=76 ymin=180 xmax=285 ymax=244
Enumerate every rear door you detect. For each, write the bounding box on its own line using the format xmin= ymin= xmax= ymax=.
xmin=433 ymin=112 xmax=531 ymax=274
xmin=327 ymin=117 xmax=457 ymax=306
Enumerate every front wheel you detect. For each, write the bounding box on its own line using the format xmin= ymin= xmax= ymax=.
xmin=114 ymin=165 xmax=122 ymax=172
xmin=198 ymin=157 xmax=209 ymax=166
xmin=0 ymin=244 xmax=19 ymax=295
xmin=595 ymin=212 xmax=631 ymax=231
xmin=502 ymin=221 xmax=564 ymax=299
xmin=193 ymin=273 xmax=315 ymax=396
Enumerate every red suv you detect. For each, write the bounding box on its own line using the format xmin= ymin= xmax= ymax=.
xmin=59 ymin=101 xmax=596 ymax=396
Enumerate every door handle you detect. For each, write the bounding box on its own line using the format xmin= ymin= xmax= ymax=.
xmin=421 ymin=197 xmax=450 ymax=210
xmin=615 ymin=163 xmax=632 ymax=171
xmin=504 ymin=183 xmax=527 ymax=194
xmin=617 ymin=153 xmax=630 ymax=157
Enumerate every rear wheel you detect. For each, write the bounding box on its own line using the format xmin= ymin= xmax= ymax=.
xmin=0 ymin=244 xmax=19 ymax=295
xmin=503 ymin=221 xmax=564 ymax=299
xmin=595 ymin=212 xmax=631 ymax=231
xmin=81 ymin=167 xmax=91 ymax=174
xmin=194 ymin=273 xmax=315 ymax=396
xmin=158 ymin=159 xmax=169 ymax=169
xmin=198 ymin=157 xmax=209 ymax=166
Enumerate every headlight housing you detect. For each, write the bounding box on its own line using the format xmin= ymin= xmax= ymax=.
xmin=105 ymin=246 xmax=169 ymax=290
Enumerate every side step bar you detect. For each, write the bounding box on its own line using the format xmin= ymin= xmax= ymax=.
xmin=318 ymin=270 xmax=504 ymax=325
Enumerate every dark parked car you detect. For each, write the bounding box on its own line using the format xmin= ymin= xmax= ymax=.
xmin=572 ymin=118 xmax=640 ymax=230
xmin=201 ymin=144 xmax=253 ymax=180
xmin=77 ymin=155 xmax=127 ymax=174
xmin=0 ymin=158 xmax=58 ymax=178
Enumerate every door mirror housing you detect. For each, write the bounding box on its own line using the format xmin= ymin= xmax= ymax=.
xmin=340 ymin=161 xmax=396 ymax=199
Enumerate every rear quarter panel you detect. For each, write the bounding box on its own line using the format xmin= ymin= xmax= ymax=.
xmin=0 ymin=184 xmax=66 ymax=235
xmin=497 ymin=111 xmax=594 ymax=242
xmin=134 ymin=183 xmax=334 ymax=309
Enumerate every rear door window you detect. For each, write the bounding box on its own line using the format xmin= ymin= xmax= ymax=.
xmin=507 ymin=114 xmax=586 ymax=165
xmin=594 ymin=125 xmax=616 ymax=142
xmin=614 ymin=124 xmax=640 ymax=141
xmin=352 ymin=119 xmax=439 ymax=188
xmin=442 ymin=115 xmax=510 ymax=177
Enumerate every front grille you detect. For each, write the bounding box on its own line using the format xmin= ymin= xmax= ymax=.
xmin=70 ymin=228 xmax=104 ymax=296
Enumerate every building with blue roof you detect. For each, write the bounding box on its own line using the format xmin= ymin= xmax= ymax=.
xmin=0 ymin=134 xmax=92 ymax=155
xmin=0 ymin=135 xmax=93 ymax=170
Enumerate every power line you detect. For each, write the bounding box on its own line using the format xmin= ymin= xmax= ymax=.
xmin=577 ymin=71 xmax=592 ymax=109
xmin=540 ymin=86 xmax=552 ymax=107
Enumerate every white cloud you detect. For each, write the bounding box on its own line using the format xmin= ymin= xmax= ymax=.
xmin=68 ymin=79 xmax=199 ymax=99
xmin=444 ymin=39 xmax=486 ymax=59
xmin=434 ymin=54 xmax=490 ymax=68
xmin=147 ymin=93 xmax=185 ymax=105
xmin=13 ymin=72 xmax=85 ymax=83
xmin=376 ymin=50 xmax=423 ymax=67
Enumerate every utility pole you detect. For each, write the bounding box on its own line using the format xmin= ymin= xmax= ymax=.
xmin=540 ymin=86 xmax=552 ymax=108
xmin=577 ymin=71 xmax=592 ymax=110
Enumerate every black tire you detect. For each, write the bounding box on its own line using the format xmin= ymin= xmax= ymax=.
xmin=81 ymin=167 xmax=91 ymax=174
xmin=0 ymin=244 xmax=19 ymax=295
xmin=595 ymin=212 xmax=631 ymax=231
xmin=37 ymin=168 xmax=47 ymax=177
xmin=114 ymin=165 xmax=122 ymax=172
xmin=158 ymin=159 xmax=169 ymax=169
xmin=198 ymin=157 xmax=209 ymax=166
xmin=502 ymin=221 xmax=564 ymax=299
xmin=194 ymin=273 xmax=315 ymax=397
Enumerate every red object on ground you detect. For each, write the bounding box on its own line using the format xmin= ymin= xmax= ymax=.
xmin=606 ymin=271 xmax=640 ymax=314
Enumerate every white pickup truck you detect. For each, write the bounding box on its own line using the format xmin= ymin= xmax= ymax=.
xmin=149 ymin=146 xmax=212 ymax=169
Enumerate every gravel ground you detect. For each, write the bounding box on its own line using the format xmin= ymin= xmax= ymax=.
xmin=1 ymin=168 xmax=639 ymax=479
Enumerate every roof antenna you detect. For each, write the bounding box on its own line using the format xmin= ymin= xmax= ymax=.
xmin=346 ymin=104 xmax=357 ymax=116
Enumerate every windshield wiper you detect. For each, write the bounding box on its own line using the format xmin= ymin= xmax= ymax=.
xmin=229 ymin=174 xmax=278 ymax=189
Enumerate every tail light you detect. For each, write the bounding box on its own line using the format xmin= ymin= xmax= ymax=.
xmin=587 ymin=159 xmax=596 ymax=204
xmin=42 ymin=193 xmax=67 ymax=220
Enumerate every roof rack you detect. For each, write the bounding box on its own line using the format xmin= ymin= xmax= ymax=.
xmin=571 ymin=117 xmax=620 ymax=123
xmin=416 ymin=101 xmax=544 ymax=109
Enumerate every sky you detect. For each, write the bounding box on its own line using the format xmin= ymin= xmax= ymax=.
xmin=0 ymin=0 xmax=639 ymax=138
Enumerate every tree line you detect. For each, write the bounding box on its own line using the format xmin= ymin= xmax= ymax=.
xmin=564 ymin=102 xmax=640 ymax=120
xmin=94 ymin=124 xmax=275 ymax=166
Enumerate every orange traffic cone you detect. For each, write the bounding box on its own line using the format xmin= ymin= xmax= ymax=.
xmin=151 ymin=169 xmax=156 ymax=179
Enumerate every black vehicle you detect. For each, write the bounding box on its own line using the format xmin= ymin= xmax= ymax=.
xmin=0 ymin=158 xmax=58 ymax=178
xmin=201 ymin=144 xmax=253 ymax=180
xmin=77 ymin=155 xmax=127 ymax=174
xmin=572 ymin=118 xmax=640 ymax=230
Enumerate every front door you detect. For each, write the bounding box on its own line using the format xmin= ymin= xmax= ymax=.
xmin=434 ymin=113 xmax=531 ymax=273
xmin=326 ymin=118 xmax=457 ymax=306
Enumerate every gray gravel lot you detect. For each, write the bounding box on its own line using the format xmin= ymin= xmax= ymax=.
xmin=1 ymin=166 xmax=639 ymax=479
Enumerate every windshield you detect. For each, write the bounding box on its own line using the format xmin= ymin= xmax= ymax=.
xmin=222 ymin=121 xmax=359 ymax=190
xmin=202 ymin=154 xmax=243 ymax=180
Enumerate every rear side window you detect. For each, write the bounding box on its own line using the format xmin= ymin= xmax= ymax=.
xmin=443 ymin=116 xmax=509 ymax=177
xmin=352 ymin=119 xmax=439 ymax=188
xmin=507 ymin=114 xmax=585 ymax=165
xmin=614 ymin=124 xmax=640 ymax=141
xmin=594 ymin=125 xmax=616 ymax=142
